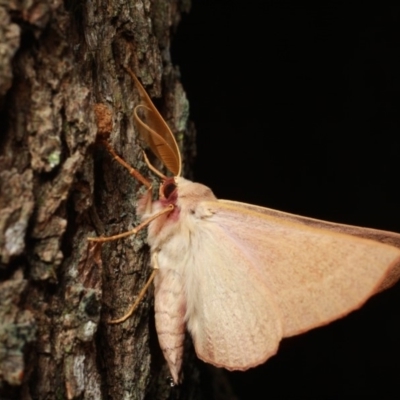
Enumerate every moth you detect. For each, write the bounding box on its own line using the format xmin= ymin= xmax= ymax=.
xmin=89 ymin=67 xmax=400 ymax=385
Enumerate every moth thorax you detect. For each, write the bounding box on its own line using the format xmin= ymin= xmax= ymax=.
xmin=175 ymin=177 xmax=217 ymax=202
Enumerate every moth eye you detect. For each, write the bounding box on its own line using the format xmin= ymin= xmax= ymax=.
xmin=163 ymin=182 xmax=177 ymax=199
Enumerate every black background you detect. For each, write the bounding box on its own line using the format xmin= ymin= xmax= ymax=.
xmin=172 ymin=2 xmax=400 ymax=399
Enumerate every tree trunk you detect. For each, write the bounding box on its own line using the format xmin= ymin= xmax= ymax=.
xmin=0 ymin=0 xmax=204 ymax=398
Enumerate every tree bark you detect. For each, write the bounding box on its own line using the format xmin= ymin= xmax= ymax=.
xmin=0 ymin=0 xmax=203 ymax=399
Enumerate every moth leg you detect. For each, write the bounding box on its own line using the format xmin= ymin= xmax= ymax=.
xmin=142 ymin=151 xmax=167 ymax=180
xmin=108 ymin=252 xmax=160 ymax=324
xmin=101 ymin=139 xmax=152 ymax=189
xmin=87 ymin=204 xmax=174 ymax=243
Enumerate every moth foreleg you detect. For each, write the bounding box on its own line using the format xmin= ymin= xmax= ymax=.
xmin=142 ymin=151 xmax=167 ymax=180
xmin=87 ymin=204 xmax=174 ymax=243
xmin=101 ymin=139 xmax=152 ymax=189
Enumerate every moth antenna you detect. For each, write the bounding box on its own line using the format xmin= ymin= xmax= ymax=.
xmin=142 ymin=150 xmax=168 ymax=180
xmin=87 ymin=204 xmax=174 ymax=243
xmin=108 ymin=256 xmax=159 ymax=324
xmin=123 ymin=65 xmax=182 ymax=177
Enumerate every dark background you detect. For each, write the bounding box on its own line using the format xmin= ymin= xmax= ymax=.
xmin=172 ymin=2 xmax=400 ymax=399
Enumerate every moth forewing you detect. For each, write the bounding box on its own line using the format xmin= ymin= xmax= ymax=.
xmin=219 ymin=199 xmax=400 ymax=293
xmin=205 ymin=200 xmax=400 ymax=335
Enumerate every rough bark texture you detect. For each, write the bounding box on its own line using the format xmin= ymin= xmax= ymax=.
xmin=0 ymin=1 xmax=203 ymax=399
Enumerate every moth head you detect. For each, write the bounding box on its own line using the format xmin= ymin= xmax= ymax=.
xmin=159 ymin=177 xmax=217 ymax=204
